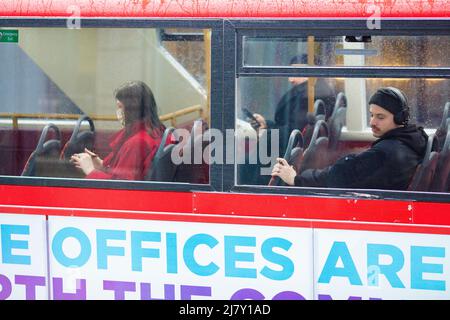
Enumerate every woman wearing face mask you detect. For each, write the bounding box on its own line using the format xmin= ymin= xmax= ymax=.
xmin=70 ymin=81 xmax=166 ymax=180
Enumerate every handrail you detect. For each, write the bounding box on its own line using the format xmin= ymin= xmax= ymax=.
xmin=159 ymin=104 xmax=204 ymax=126
xmin=0 ymin=104 xmax=204 ymax=129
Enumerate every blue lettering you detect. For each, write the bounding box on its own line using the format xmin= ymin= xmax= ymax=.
xmin=52 ymin=227 xmax=91 ymax=267
xmin=260 ymin=237 xmax=294 ymax=280
xmin=166 ymin=233 xmax=178 ymax=274
xmin=367 ymin=244 xmax=405 ymax=288
xmin=183 ymin=234 xmax=219 ymax=276
xmin=96 ymin=229 xmax=126 ymax=270
xmin=225 ymin=236 xmax=256 ymax=278
xmin=131 ymin=231 xmax=161 ymax=272
xmin=1 ymin=224 xmax=30 ymax=265
xmin=411 ymin=246 xmax=445 ymax=291
xmin=318 ymin=241 xmax=362 ymax=285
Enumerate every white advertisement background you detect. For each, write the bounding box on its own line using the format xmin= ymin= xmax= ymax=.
xmin=48 ymin=216 xmax=314 ymax=300
xmin=314 ymin=228 xmax=450 ymax=300
xmin=0 ymin=213 xmax=48 ymax=300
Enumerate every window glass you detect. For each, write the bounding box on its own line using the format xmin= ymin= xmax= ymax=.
xmin=0 ymin=27 xmax=210 ymax=184
xmin=160 ymin=28 xmax=207 ymax=89
xmin=236 ymin=76 xmax=450 ymax=192
xmin=243 ymin=36 xmax=450 ymax=67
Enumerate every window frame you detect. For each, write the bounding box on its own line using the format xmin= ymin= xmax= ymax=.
xmin=0 ymin=18 xmax=224 ymax=192
xmin=224 ymin=19 xmax=450 ymax=203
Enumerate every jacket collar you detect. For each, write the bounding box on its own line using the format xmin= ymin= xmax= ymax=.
xmin=110 ymin=121 xmax=146 ymax=150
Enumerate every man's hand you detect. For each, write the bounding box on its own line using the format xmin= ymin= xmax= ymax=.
xmin=252 ymin=113 xmax=267 ymax=130
xmin=252 ymin=113 xmax=268 ymax=138
xmin=271 ymin=158 xmax=296 ymax=186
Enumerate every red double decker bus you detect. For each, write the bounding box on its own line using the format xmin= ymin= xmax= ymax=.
xmin=0 ymin=0 xmax=449 ymax=300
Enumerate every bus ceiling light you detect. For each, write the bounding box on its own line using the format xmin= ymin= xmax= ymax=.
xmin=335 ymin=49 xmax=378 ymax=56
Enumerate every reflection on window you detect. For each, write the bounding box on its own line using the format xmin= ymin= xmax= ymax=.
xmin=159 ymin=28 xmax=208 ymax=90
xmin=243 ymin=36 xmax=450 ymax=67
xmin=0 ymin=27 xmax=210 ymax=184
xmin=236 ymin=76 xmax=450 ymax=193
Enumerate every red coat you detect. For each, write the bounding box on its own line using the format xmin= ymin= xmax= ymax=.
xmin=87 ymin=121 xmax=163 ymax=180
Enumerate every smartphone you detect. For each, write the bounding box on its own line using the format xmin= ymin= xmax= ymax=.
xmin=242 ymin=107 xmax=256 ymax=121
xmin=242 ymin=107 xmax=261 ymax=130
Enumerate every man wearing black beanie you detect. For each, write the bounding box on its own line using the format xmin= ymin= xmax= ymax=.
xmin=271 ymin=87 xmax=429 ymax=190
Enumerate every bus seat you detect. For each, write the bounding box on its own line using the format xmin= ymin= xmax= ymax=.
xmin=174 ymin=119 xmax=209 ymax=184
xmin=407 ymin=134 xmax=440 ymax=192
xmin=21 ymin=123 xmax=61 ymax=176
xmin=145 ymin=127 xmax=178 ymax=182
xmin=300 ymin=119 xmax=329 ymax=173
xmin=60 ymin=115 xmax=95 ymax=159
xmin=328 ymin=105 xmax=347 ymax=151
xmin=269 ymin=129 xmax=304 ymax=186
xmin=431 ymin=119 xmax=450 ymax=192
xmin=435 ymin=102 xmax=449 ymax=151
xmin=313 ymin=99 xmax=327 ymax=121
xmin=303 ymin=99 xmax=327 ymax=148
xmin=328 ymin=92 xmax=347 ymax=120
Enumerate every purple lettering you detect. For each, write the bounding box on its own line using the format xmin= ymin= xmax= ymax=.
xmin=52 ymin=277 xmax=86 ymax=300
xmin=103 ymin=280 xmax=136 ymax=300
xmin=180 ymin=285 xmax=211 ymax=300
xmin=230 ymin=288 xmax=265 ymax=300
xmin=272 ymin=291 xmax=305 ymax=300
xmin=140 ymin=283 xmax=175 ymax=300
xmin=319 ymin=294 xmax=361 ymax=300
xmin=15 ymin=275 xmax=46 ymax=300
xmin=318 ymin=294 xmax=381 ymax=300
xmin=0 ymin=274 xmax=12 ymax=300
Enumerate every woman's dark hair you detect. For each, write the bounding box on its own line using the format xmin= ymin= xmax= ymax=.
xmin=114 ymin=81 xmax=165 ymax=137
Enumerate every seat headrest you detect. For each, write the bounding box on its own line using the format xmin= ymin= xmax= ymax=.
xmin=21 ymin=124 xmax=61 ymax=176
xmin=42 ymin=140 xmax=61 ymax=156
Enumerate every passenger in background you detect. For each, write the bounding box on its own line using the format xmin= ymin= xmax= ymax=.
xmin=272 ymin=87 xmax=428 ymax=190
xmin=252 ymin=54 xmax=335 ymax=156
xmin=70 ymin=81 xmax=165 ymax=180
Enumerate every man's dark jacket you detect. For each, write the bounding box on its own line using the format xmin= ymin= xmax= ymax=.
xmin=294 ymin=125 xmax=429 ymax=190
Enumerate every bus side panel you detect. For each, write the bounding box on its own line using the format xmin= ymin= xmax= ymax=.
xmin=47 ymin=215 xmax=314 ymax=300
xmin=0 ymin=213 xmax=49 ymax=300
xmin=314 ymin=228 xmax=450 ymax=300
xmin=3 ymin=210 xmax=450 ymax=300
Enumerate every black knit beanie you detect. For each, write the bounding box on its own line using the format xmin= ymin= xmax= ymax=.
xmin=368 ymin=87 xmax=405 ymax=115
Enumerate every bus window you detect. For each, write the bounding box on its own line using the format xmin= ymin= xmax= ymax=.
xmin=242 ymin=35 xmax=450 ymax=67
xmin=0 ymin=27 xmax=211 ymax=184
xmin=236 ymin=31 xmax=449 ymax=192
xmin=236 ymin=76 xmax=450 ymax=191
xmin=159 ymin=28 xmax=207 ymax=90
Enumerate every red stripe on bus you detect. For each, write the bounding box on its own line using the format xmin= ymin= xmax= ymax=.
xmin=0 ymin=184 xmax=192 ymax=214
xmin=193 ymin=192 xmax=413 ymax=223
xmin=1 ymin=184 xmax=450 ymax=226
xmin=1 ymin=203 xmax=450 ymax=236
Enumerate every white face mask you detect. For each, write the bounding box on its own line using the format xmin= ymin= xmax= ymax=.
xmin=116 ymin=108 xmax=125 ymax=126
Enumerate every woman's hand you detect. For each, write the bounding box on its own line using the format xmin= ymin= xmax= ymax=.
xmin=84 ymin=148 xmax=103 ymax=170
xmin=271 ymin=158 xmax=297 ymax=186
xmin=70 ymin=152 xmax=96 ymax=175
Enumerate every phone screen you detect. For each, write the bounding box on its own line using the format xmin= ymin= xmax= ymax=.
xmin=242 ymin=108 xmax=256 ymax=121
xmin=242 ymin=107 xmax=261 ymax=130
